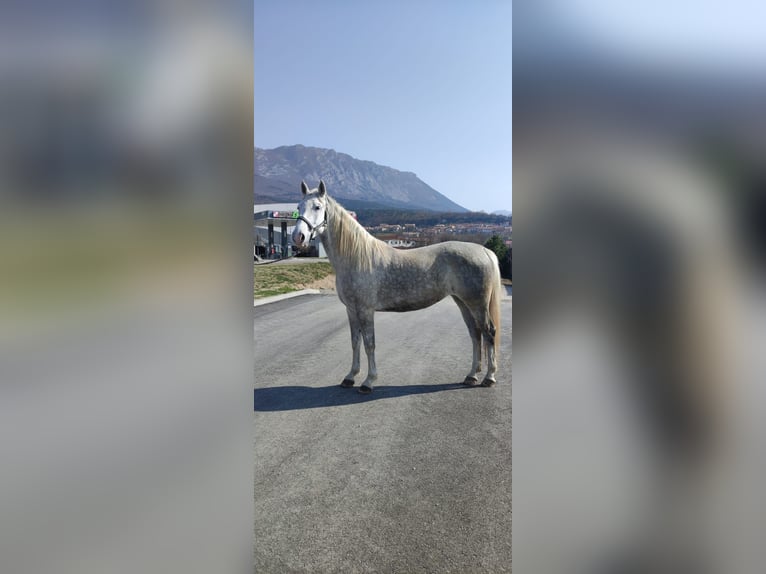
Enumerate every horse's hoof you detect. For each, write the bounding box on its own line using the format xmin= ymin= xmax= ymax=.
xmin=340 ymin=379 xmax=355 ymax=388
xmin=480 ymin=378 xmax=496 ymax=387
xmin=358 ymin=385 xmax=373 ymax=394
xmin=463 ymin=376 xmax=480 ymax=386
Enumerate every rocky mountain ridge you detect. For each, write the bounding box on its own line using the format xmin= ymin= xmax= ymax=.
xmin=254 ymin=145 xmax=467 ymax=212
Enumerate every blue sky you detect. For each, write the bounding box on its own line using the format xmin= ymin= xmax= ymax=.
xmin=254 ymin=1 xmax=512 ymax=213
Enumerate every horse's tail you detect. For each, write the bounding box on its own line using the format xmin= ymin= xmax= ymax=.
xmin=486 ymin=249 xmax=502 ymax=353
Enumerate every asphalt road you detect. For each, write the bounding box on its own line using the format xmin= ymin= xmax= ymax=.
xmin=254 ymin=290 xmax=512 ymax=573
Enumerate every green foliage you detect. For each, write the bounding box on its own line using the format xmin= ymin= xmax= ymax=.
xmin=484 ymin=235 xmax=512 ymax=279
xmin=484 ymin=235 xmax=507 ymax=258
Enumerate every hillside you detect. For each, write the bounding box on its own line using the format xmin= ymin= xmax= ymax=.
xmin=254 ymin=145 xmax=467 ymax=212
xmin=354 ymin=208 xmax=511 ymax=228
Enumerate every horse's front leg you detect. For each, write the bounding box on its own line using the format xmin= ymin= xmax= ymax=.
xmin=341 ymin=308 xmax=361 ymax=388
xmin=358 ymin=311 xmax=377 ymax=394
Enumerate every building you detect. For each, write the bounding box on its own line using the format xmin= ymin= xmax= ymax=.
xmin=253 ymin=203 xmax=358 ymax=259
xmin=253 ymin=203 xmax=326 ymax=259
xmin=386 ymin=238 xmax=415 ymax=248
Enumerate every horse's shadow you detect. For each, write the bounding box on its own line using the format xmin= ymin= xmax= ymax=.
xmin=254 ymin=382 xmax=473 ymax=412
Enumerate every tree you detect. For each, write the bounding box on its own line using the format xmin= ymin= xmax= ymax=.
xmin=484 ymin=235 xmax=511 ymax=279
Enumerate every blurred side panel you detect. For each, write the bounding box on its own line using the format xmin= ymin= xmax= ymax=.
xmin=0 ymin=2 xmax=253 ymax=573
xmin=514 ymin=2 xmax=764 ymax=573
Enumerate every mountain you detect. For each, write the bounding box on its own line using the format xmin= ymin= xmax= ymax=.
xmin=492 ymin=209 xmax=512 ymax=217
xmin=254 ymin=145 xmax=467 ymax=212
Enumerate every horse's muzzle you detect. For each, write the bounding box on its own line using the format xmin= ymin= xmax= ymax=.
xmin=293 ymin=231 xmax=306 ymax=246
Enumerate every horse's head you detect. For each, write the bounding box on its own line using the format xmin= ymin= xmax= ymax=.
xmin=292 ymin=180 xmax=329 ymax=247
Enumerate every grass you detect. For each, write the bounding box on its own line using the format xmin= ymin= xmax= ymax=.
xmin=254 ymin=261 xmax=335 ymax=299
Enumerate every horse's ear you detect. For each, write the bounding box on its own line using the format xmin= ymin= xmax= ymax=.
xmin=318 ymin=180 xmax=326 ymax=197
xmin=301 ymin=181 xmax=309 ymax=195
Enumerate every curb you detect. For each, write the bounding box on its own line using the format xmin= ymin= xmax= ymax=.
xmin=253 ymin=289 xmax=322 ymax=307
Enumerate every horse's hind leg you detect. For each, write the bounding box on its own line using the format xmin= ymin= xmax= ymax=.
xmin=482 ymin=319 xmax=498 ymax=386
xmin=341 ymin=308 xmax=362 ymax=388
xmin=472 ymin=303 xmax=498 ymax=387
xmin=453 ymin=296 xmax=482 ymax=385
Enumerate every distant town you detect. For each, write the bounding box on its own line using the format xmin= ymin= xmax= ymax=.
xmin=366 ymin=219 xmax=512 ymax=249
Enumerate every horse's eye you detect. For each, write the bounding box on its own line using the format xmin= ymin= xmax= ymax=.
xmin=314 ymin=206 xmax=321 ymax=211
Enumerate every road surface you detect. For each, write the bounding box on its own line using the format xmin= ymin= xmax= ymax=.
xmin=254 ymin=290 xmax=512 ymax=573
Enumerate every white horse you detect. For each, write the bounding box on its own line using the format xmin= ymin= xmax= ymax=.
xmin=292 ymin=180 xmax=502 ymax=394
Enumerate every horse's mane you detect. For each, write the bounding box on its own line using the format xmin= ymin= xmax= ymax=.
xmin=326 ymin=196 xmax=389 ymax=272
